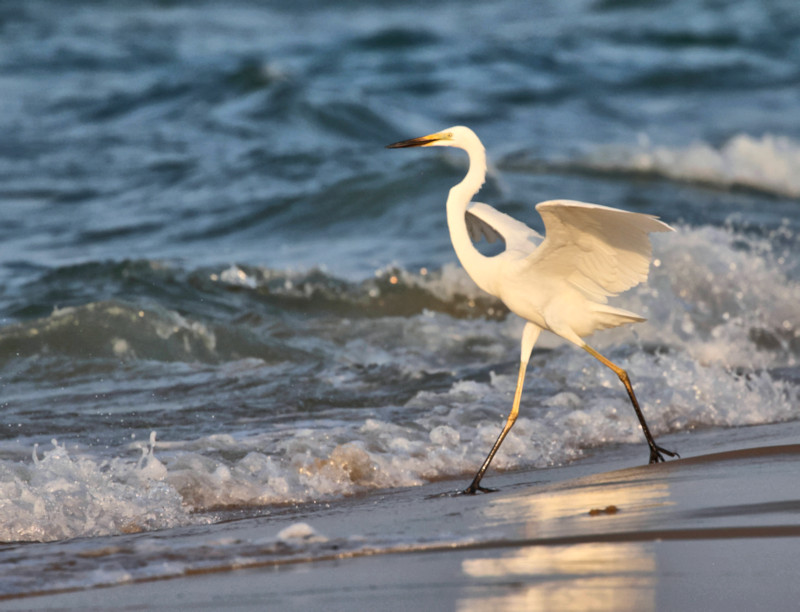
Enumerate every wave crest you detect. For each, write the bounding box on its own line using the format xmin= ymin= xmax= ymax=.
xmin=582 ymin=133 xmax=800 ymax=198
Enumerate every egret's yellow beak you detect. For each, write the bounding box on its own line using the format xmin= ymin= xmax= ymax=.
xmin=386 ymin=132 xmax=449 ymax=148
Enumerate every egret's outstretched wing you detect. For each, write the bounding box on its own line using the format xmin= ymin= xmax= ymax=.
xmin=527 ymin=199 xmax=673 ymax=301
xmin=465 ymin=202 xmax=543 ymax=255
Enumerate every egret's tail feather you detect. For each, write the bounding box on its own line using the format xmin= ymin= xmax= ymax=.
xmin=589 ymin=303 xmax=646 ymax=332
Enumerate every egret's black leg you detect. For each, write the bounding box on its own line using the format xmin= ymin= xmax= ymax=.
xmin=583 ymin=345 xmax=679 ymax=463
xmin=461 ymin=323 xmax=541 ymax=495
xmin=461 ymin=358 xmax=528 ymax=495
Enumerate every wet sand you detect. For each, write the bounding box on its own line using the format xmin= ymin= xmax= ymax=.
xmin=2 ymin=423 xmax=800 ymax=611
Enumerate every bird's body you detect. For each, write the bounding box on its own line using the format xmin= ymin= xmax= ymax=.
xmin=388 ymin=126 xmax=677 ymax=493
xmin=469 ymin=198 xmax=664 ymax=340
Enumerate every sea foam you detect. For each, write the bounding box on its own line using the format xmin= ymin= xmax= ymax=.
xmin=583 ymin=133 xmax=800 ymax=198
xmin=0 ymin=434 xmax=193 ymax=543
xmin=1 ymin=224 xmax=797 ymax=543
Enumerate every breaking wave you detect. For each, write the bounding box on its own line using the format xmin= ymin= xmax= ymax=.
xmin=0 ymin=223 xmax=798 ymax=543
xmin=580 ymin=133 xmax=800 ymax=198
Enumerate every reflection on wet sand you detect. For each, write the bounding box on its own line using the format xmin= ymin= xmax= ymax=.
xmin=489 ymin=479 xmax=672 ymax=538
xmin=459 ymin=472 xmax=673 ymax=611
xmin=460 ymin=543 xmax=655 ymax=612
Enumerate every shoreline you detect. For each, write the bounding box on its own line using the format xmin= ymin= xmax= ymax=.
xmin=2 ymin=425 xmax=800 ymax=610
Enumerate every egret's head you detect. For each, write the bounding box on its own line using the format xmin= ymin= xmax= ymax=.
xmin=386 ymin=126 xmax=475 ymax=149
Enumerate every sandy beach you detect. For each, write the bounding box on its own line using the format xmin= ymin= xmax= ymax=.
xmin=2 ymin=421 xmax=799 ymax=611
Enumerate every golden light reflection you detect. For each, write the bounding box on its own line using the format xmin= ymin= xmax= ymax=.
xmin=459 ymin=471 xmax=672 ymax=611
xmin=460 ymin=543 xmax=655 ymax=612
xmin=462 ymin=542 xmax=654 ymax=578
xmin=483 ymin=477 xmax=672 ymax=540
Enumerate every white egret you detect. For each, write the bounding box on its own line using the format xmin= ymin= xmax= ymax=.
xmin=387 ymin=126 xmax=678 ymax=494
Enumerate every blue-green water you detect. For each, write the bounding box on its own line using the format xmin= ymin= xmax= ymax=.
xmin=0 ymin=0 xmax=799 ymax=593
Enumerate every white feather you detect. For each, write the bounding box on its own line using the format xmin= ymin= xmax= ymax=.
xmin=465 ymin=201 xmax=542 ymax=252
xmin=527 ymin=199 xmax=673 ymax=301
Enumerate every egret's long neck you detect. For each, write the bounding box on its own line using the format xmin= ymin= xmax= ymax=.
xmin=446 ymin=140 xmax=493 ymax=292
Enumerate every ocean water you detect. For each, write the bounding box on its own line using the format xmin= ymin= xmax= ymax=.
xmin=1 ymin=0 xmax=799 ymax=595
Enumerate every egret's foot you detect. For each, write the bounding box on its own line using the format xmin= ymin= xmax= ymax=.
xmin=649 ymin=444 xmax=679 ymax=464
xmin=460 ymin=482 xmax=497 ymax=495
